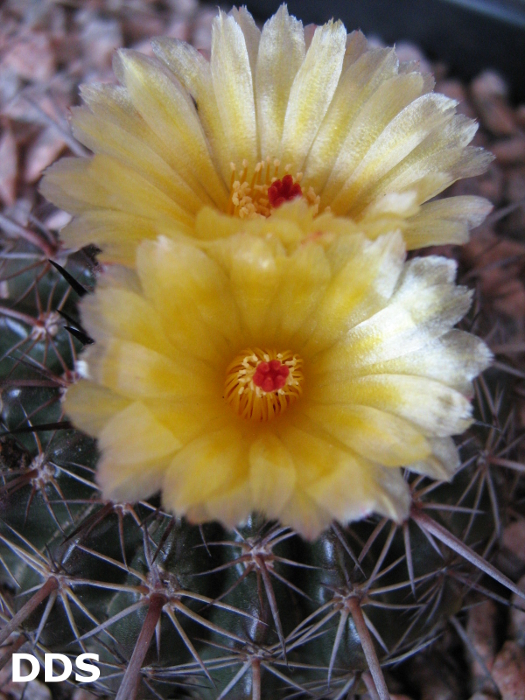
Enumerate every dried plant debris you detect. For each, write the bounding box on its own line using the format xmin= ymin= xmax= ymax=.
xmin=1 ymin=1 xmax=525 ymax=699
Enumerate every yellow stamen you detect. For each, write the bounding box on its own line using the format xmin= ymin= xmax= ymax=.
xmin=224 ymin=348 xmax=303 ymax=422
xmin=227 ymin=159 xmax=319 ymax=219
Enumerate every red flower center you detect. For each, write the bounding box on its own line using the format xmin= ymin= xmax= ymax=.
xmin=252 ymin=359 xmax=290 ymax=393
xmin=267 ymin=175 xmax=303 ymax=209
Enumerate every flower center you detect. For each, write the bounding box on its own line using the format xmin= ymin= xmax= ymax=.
xmin=224 ymin=348 xmax=303 ymax=422
xmin=227 ymin=158 xmax=320 ymax=220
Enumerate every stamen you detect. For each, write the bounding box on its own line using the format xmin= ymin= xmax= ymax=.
xmin=224 ymin=348 xmax=303 ymax=422
xmin=226 ymin=159 xmax=317 ymax=219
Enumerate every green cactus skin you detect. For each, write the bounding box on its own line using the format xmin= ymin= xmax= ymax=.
xmin=1 ymin=228 xmax=524 ymax=700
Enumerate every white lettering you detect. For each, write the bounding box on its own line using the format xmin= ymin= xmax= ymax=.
xmin=44 ymin=653 xmax=72 ymax=682
xmin=75 ymin=653 xmax=100 ymax=682
xmin=12 ymin=654 xmax=39 ymax=682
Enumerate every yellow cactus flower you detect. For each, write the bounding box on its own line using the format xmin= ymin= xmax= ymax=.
xmin=41 ymin=5 xmax=492 ymax=265
xmin=65 ymin=222 xmax=491 ymax=538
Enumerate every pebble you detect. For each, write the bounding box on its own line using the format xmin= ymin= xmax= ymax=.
xmin=72 ymin=690 xmax=101 ymax=700
xmin=0 ymin=122 xmax=18 ymax=205
xmin=492 ymin=641 xmax=525 ymax=700
xmin=492 ymin=137 xmax=525 ymax=165
xmin=510 ymin=575 xmax=525 ymax=648
xmin=2 ymin=31 xmax=55 ymax=83
xmin=24 ymin=126 xmax=67 ymax=183
xmin=0 ymin=660 xmax=51 ymax=700
xmin=191 ymin=8 xmax=216 ymax=51
xmin=503 ymin=521 xmax=525 ymax=564
xmin=466 ymin=599 xmax=497 ymax=691
xmin=471 ymin=70 xmax=518 ymax=136
xmin=80 ymin=17 xmax=123 ymax=71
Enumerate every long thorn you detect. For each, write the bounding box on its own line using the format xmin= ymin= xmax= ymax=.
xmin=252 ymin=658 xmax=261 ymax=700
xmin=412 ymin=509 xmax=525 ymax=601
xmin=0 ymin=577 xmax=59 ymax=646
xmin=347 ymin=597 xmax=390 ymax=700
xmin=115 ymin=595 xmax=165 ymax=700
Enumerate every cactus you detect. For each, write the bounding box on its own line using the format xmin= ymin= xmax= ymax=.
xmin=0 ymin=226 xmax=524 ymax=699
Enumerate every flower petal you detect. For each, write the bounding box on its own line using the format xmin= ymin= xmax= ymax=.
xmin=64 ymin=381 xmax=130 ymax=438
xmin=113 ymin=50 xmax=227 ymax=209
xmin=249 ymin=433 xmax=296 ymax=518
xmin=81 ymin=284 xmax=170 ymax=354
xmin=97 ymin=401 xmax=180 ymax=502
xmin=151 ymin=38 xmax=231 ymax=181
xmin=357 ymin=330 xmax=492 ymax=395
xmin=305 ymin=404 xmax=430 ymax=466
xmin=407 ymin=437 xmax=460 ymax=480
xmin=266 ymin=241 xmax=331 ymax=344
xmin=93 ymin=338 xmax=215 ymax=400
xmin=226 ymin=235 xmax=280 ymax=340
xmin=163 ymin=427 xmax=246 ymax=513
xmin=136 ymin=236 xmax=240 ymax=360
xmin=230 ymin=6 xmax=261 ymax=76
xmin=71 ymin=105 xmax=207 ymax=216
xmin=402 ymin=195 xmax=493 ymax=248
xmin=303 ymin=232 xmax=405 ymax=354
xmin=313 ymin=256 xmax=473 ymax=376
xmin=317 ymin=69 xmax=427 ymax=204
xmin=41 ymin=155 xmax=193 ymax=226
xmin=282 ymin=490 xmax=333 ymax=540
xmin=280 ymin=20 xmax=347 ymax=170
xmin=255 ymin=5 xmax=305 ymax=158
xmin=330 ymin=93 xmax=459 ymax=216
xmin=211 ymin=12 xmax=257 ymax=166
xmin=310 ymin=373 xmax=473 ymax=437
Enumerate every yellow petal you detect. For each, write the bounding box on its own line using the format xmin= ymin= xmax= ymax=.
xmin=227 ymin=235 xmax=280 ymax=340
xmin=97 ymin=401 xmax=180 ymax=502
xmin=309 ymin=44 xmax=395 ymax=192
xmin=211 ymin=12 xmax=257 ymax=166
xmin=114 ymin=50 xmax=227 ymax=209
xmin=305 ymin=404 xmax=430 ymax=466
xmin=136 ymin=236 xmax=240 ymax=360
xmin=42 ymin=155 xmax=193 ymax=226
xmin=64 ymin=381 xmax=130 ymax=438
xmin=94 ymin=338 xmax=215 ymax=400
xmin=281 ymin=490 xmax=333 ymax=540
xmin=319 ymin=70 xmax=428 ymax=207
xmin=255 ymin=5 xmax=305 ymax=157
xmin=310 ymin=373 xmax=473 ymax=437
xmin=402 ymin=196 xmax=493 ymax=248
xmin=357 ymin=330 xmax=492 ymax=395
xmin=71 ymin=106 xmax=206 ymax=215
xmin=230 ymin=6 xmax=261 ymax=76
xmin=162 ymin=427 xmax=246 ymax=512
xmin=315 ymin=255 xmax=474 ymax=379
xmin=303 ymin=232 xmax=405 ymax=354
xmin=60 ymin=212 xmax=161 ymax=266
xmin=281 ymin=419 xmax=409 ymax=524
xmin=407 ymin=437 xmax=460 ymax=480
xmin=203 ymin=479 xmax=253 ymax=529
xmin=151 ymin=38 xmax=231 ymax=182
xmin=330 ymin=93 xmax=458 ymax=216
xmin=249 ymin=433 xmax=296 ymax=518
xmin=358 ymin=115 xmax=493 ymax=212
xmin=270 ymin=241 xmax=331 ymax=345
xmin=80 ymin=284 xmax=170 ymax=354
xmin=280 ymin=20 xmax=347 ymax=170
